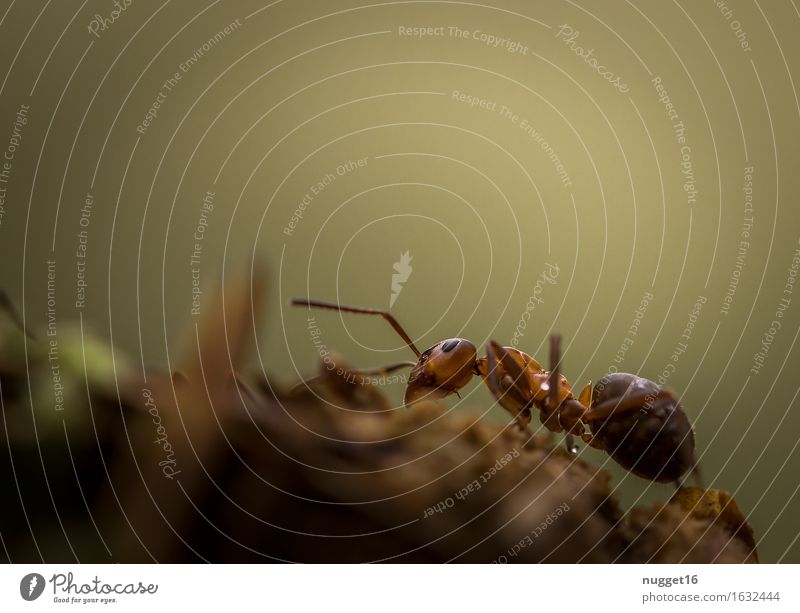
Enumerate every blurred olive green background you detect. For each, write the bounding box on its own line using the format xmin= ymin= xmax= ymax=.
xmin=1 ymin=0 xmax=799 ymax=562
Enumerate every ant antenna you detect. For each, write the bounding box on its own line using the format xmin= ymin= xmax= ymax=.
xmin=291 ymin=299 xmax=421 ymax=358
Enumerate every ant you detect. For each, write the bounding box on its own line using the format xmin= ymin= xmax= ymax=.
xmin=292 ymin=298 xmax=699 ymax=485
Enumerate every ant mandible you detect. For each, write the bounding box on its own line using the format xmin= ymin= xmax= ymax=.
xmin=292 ymin=298 xmax=699 ymax=485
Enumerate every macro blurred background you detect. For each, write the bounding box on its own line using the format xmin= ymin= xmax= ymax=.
xmin=0 ymin=0 xmax=798 ymax=562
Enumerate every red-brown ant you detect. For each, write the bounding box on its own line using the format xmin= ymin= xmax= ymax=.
xmin=292 ymin=299 xmax=699 ymax=484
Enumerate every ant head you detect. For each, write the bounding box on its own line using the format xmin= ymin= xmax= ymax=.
xmin=290 ymin=300 xmax=478 ymax=405
xmin=404 ymin=338 xmax=478 ymax=404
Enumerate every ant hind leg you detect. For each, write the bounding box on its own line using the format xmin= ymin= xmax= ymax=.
xmin=547 ymin=334 xmax=577 ymax=455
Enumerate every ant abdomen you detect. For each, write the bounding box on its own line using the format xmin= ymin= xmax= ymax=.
xmin=589 ymin=373 xmax=696 ymax=483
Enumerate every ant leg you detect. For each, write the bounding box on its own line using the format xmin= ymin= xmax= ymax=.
xmin=578 ymin=382 xmax=592 ymax=407
xmin=580 ymin=432 xmax=605 ymax=450
xmin=548 ymin=334 xmax=578 ymax=454
xmin=485 ymin=341 xmax=531 ymax=432
xmin=548 ymin=337 xmax=590 ymax=453
xmin=292 ymin=299 xmax=421 ymax=357
xmin=583 ymin=388 xmax=674 ymax=422
xmin=290 ymin=361 xmax=415 ymax=394
xmin=342 ymin=361 xmax=416 ymax=384
xmin=564 ymin=433 xmax=576 ymax=455
xmin=488 ymin=341 xmax=533 ymax=398
xmin=574 ymin=382 xmax=606 ymax=449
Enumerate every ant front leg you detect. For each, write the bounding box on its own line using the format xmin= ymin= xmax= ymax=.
xmin=339 ymin=362 xmax=417 ymax=386
xmin=293 ymin=359 xmax=416 ymax=414
xmin=484 ymin=340 xmax=533 ymax=433
xmin=291 ymin=361 xmax=416 ymax=394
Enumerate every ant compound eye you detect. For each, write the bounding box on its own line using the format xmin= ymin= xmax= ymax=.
xmin=441 ymin=339 xmax=460 ymax=353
